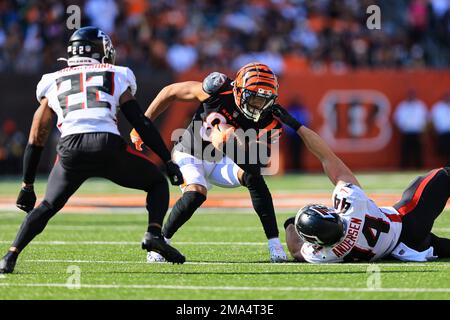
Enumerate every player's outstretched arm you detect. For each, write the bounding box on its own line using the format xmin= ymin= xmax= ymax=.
xmin=16 ymin=98 xmax=54 ymax=213
xmin=144 ymin=81 xmax=210 ymax=121
xmin=297 ymin=126 xmax=360 ymax=187
xmin=120 ymin=89 xmax=183 ymax=186
xmin=272 ymin=104 xmax=360 ymax=187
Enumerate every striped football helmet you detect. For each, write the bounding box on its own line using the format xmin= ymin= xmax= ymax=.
xmin=232 ymin=62 xmax=279 ymax=122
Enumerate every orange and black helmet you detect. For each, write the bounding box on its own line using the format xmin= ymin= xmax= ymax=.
xmin=232 ymin=62 xmax=279 ymax=122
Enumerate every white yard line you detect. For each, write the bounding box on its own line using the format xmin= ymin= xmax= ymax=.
xmin=0 ymin=240 xmax=267 ymax=246
xmin=0 ymin=208 xmax=296 ymax=214
xmin=22 ymin=259 xmax=450 ymax=268
xmin=0 ymin=282 xmax=448 ymax=293
xmin=0 ymin=225 xmax=263 ymax=231
xmin=1 ymin=225 xmax=450 ymax=233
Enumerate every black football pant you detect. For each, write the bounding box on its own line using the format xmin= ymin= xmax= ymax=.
xmin=393 ymin=167 xmax=450 ymax=257
xmin=11 ymin=132 xmax=169 ymax=253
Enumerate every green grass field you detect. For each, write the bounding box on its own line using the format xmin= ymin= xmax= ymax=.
xmin=0 ymin=172 xmax=449 ymax=300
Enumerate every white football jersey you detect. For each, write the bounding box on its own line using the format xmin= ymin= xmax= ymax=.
xmin=301 ymin=183 xmax=402 ymax=263
xmin=36 ymin=63 xmax=137 ymax=137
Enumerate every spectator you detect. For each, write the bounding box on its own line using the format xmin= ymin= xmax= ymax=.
xmin=0 ymin=118 xmax=26 ymax=175
xmin=431 ymin=92 xmax=450 ymax=165
xmin=393 ymin=89 xmax=428 ymax=169
xmin=283 ymin=96 xmax=311 ymax=172
xmin=0 ymin=0 xmax=449 ymax=73
xmin=85 ymin=0 xmax=119 ymax=34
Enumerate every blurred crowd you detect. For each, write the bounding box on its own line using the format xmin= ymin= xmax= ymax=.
xmin=0 ymin=0 xmax=449 ymax=75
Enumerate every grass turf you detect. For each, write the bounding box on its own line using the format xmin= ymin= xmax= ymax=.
xmin=0 ymin=172 xmax=449 ymax=300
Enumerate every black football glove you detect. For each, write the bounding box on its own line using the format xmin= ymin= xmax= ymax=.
xmin=271 ymin=104 xmax=302 ymax=131
xmin=16 ymin=185 xmax=36 ymax=213
xmin=165 ymin=160 xmax=184 ymax=186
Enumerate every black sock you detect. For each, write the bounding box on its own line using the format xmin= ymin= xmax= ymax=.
xmin=12 ymin=201 xmax=56 ymax=252
xmin=430 ymin=233 xmax=450 ymax=258
xmin=147 ymin=225 xmax=162 ymax=237
xmin=242 ymin=172 xmax=279 ymax=239
xmin=146 ymin=179 xmax=169 ymax=231
xmin=162 ymin=191 xmax=206 ymax=239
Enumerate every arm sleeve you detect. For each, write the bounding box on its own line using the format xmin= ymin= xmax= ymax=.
xmin=22 ymin=144 xmax=44 ymax=184
xmin=120 ymin=99 xmax=171 ymax=162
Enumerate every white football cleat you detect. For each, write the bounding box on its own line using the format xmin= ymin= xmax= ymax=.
xmin=268 ymin=237 xmax=288 ymax=263
xmin=146 ymin=251 xmax=166 ymax=263
xmin=146 ymin=237 xmax=171 ymax=263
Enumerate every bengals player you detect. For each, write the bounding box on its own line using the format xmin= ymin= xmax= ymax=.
xmin=131 ymin=63 xmax=288 ymax=263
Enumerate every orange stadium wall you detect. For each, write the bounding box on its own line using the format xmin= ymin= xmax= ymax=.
xmin=157 ymin=69 xmax=450 ymax=173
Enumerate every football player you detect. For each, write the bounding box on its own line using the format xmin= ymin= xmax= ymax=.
xmin=130 ymin=63 xmax=288 ymax=262
xmin=273 ymin=105 xmax=450 ymax=263
xmin=0 ymin=26 xmax=186 ymax=274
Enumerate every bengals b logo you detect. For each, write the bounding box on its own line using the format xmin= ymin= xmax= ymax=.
xmin=319 ymin=90 xmax=392 ymax=152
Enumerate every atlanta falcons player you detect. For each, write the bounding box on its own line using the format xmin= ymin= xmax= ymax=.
xmin=273 ymin=105 xmax=450 ymax=263
xmin=130 ymin=63 xmax=288 ymax=263
xmin=0 ymin=26 xmax=186 ymax=274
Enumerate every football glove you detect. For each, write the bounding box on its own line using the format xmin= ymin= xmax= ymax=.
xmin=16 ymin=185 xmax=36 ymax=213
xmin=271 ymin=104 xmax=302 ymax=131
xmin=165 ymin=160 xmax=184 ymax=186
xmin=130 ymin=128 xmax=144 ymax=151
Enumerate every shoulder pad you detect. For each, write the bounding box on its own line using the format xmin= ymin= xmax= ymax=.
xmin=202 ymin=72 xmax=228 ymax=94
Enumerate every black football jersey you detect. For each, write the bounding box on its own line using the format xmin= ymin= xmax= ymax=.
xmin=174 ymin=72 xmax=282 ymax=170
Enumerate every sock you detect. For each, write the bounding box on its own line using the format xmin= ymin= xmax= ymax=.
xmin=162 ymin=191 xmax=206 ymax=239
xmin=146 ymin=179 xmax=169 ymax=232
xmin=268 ymin=237 xmax=282 ymax=247
xmin=242 ymin=172 xmax=279 ymax=239
xmin=147 ymin=225 xmax=162 ymax=237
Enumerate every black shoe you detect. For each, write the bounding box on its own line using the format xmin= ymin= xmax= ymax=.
xmin=141 ymin=232 xmax=186 ymax=264
xmin=0 ymin=251 xmax=18 ymax=274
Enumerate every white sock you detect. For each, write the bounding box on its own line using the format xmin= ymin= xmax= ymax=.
xmin=268 ymin=237 xmax=282 ymax=247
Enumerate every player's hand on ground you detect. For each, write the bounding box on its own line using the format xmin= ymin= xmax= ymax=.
xmin=271 ymin=104 xmax=302 ymax=131
xmin=130 ymin=128 xmax=144 ymax=151
xmin=165 ymin=160 xmax=184 ymax=186
xmin=16 ymin=185 xmax=36 ymax=213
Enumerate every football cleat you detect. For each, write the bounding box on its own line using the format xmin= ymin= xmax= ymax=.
xmin=141 ymin=232 xmax=185 ymax=264
xmin=146 ymin=251 xmax=166 ymax=263
xmin=268 ymin=238 xmax=288 ymax=263
xmin=146 ymin=237 xmax=171 ymax=263
xmin=0 ymin=252 xmax=18 ymax=274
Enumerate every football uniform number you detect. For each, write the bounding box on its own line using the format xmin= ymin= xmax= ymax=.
xmin=344 ymin=215 xmax=390 ymax=262
xmin=201 ymin=112 xmax=227 ymax=141
xmin=86 ymin=71 xmax=114 ymax=110
xmin=333 ymin=195 xmax=351 ymax=213
xmin=57 ymin=71 xmax=114 ymax=117
xmin=361 ymin=215 xmax=390 ymax=247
